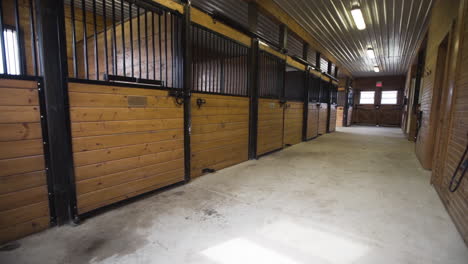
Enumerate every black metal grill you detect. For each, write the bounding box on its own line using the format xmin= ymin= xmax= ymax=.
xmin=284 ymin=65 xmax=304 ymax=101
xmin=308 ymin=73 xmax=320 ymax=102
xmin=0 ymin=0 xmax=40 ymax=76
xmin=258 ymin=50 xmax=284 ymax=98
xmin=66 ymin=0 xmax=183 ymax=88
xmin=191 ymin=24 xmax=249 ymax=96
xmin=319 ymin=79 xmax=330 ymax=103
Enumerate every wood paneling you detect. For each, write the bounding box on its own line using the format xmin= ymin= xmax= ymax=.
xmin=329 ymin=104 xmax=337 ymax=132
xmin=429 ymin=0 xmax=468 ymax=245
xmin=0 ymin=79 xmax=50 ymax=244
xmin=257 ymin=98 xmax=284 ymax=155
xmin=68 ymin=82 xmax=184 ymax=214
xmin=191 ymin=93 xmax=249 ymax=178
xmin=336 ymin=106 xmax=344 ymax=127
xmin=283 ymin=101 xmax=303 ymax=146
xmin=307 ymin=103 xmax=319 ymax=139
xmin=318 ymin=103 xmax=328 ymax=135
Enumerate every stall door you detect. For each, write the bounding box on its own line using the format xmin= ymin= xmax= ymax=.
xmin=307 ymin=103 xmax=320 ymax=139
xmin=283 ymin=101 xmax=304 ymax=146
xmin=68 ymin=82 xmax=185 ymax=215
xmin=191 ymin=94 xmax=249 ymax=178
xmin=354 ymin=89 xmax=402 ymax=126
xmin=318 ymin=103 xmax=328 ymax=135
xmin=329 ymin=104 xmax=337 ymax=132
xmin=257 ymin=98 xmax=284 ymax=156
xmin=0 ymin=78 xmax=51 ymax=244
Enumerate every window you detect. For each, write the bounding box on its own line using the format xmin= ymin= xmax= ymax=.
xmin=381 ymin=90 xmax=398 ymax=104
xmin=359 ymin=91 xmax=375 ymax=104
xmin=0 ymin=28 xmax=20 ymax=75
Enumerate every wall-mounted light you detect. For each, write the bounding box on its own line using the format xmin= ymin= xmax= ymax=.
xmin=374 ymin=65 xmax=380 ymax=73
xmin=367 ymin=46 xmax=375 ymax=59
xmin=351 ymin=3 xmax=366 ymax=30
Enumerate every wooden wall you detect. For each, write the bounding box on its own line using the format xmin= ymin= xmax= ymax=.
xmin=68 ymin=82 xmax=185 ymax=214
xmin=257 ymin=98 xmax=284 ymax=155
xmin=283 ymin=101 xmax=303 ymax=146
xmin=415 ymin=0 xmax=462 ymax=169
xmin=0 ymin=79 xmax=50 ymax=244
xmin=307 ymin=103 xmax=319 ymax=139
xmin=318 ymin=103 xmax=328 ymax=135
xmin=329 ymin=105 xmax=337 ymax=132
xmin=191 ymin=93 xmax=249 ymax=178
xmin=336 ymin=106 xmax=344 ymax=127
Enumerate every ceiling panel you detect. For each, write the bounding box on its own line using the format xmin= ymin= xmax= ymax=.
xmin=273 ymin=0 xmax=433 ymax=77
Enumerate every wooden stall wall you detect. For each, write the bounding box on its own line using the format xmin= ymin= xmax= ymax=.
xmin=191 ymin=94 xmax=249 ymax=178
xmin=336 ymin=106 xmax=344 ymax=127
xmin=283 ymin=101 xmax=303 ymax=146
xmin=415 ymin=0 xmax=462 ymax=170
xmin=427 ymin=0 xmax=468 ymax=245
xmin=257 ymin=98 xmax=284 ymax=155
xmin=307 ymin=103 xmax=319 ymax=139
xmin=68 ymin=82 xmax=185 ymax=214
xmin=318 ymin=103 xmax=328 ymax=135
xmin=0 ymin=79 xmax=50 ymax=244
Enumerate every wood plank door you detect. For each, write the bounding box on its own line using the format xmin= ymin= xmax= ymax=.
xmin=354 ymin=88 xmax=403 ymax=126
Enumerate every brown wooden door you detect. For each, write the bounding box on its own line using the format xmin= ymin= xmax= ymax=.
xmin=354 ymin=89 xmax=402 ymax=126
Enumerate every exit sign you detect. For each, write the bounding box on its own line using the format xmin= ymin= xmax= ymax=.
xmin=376 ymin=81 xmax=383 ymax=87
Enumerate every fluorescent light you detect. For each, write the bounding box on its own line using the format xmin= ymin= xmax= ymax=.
xmin=351 ymin=5 xmax=366 ymax=30
xmin=374 ymin=65 xmax=380 ymax=72
xmin=367 ymin=47 xmax=375 ymax=58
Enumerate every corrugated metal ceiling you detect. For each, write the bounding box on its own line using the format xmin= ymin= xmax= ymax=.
xmin=273 ymin=0 xmax=433 ymax=77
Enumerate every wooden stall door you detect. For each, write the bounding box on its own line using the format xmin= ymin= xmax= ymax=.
xmin=191 ymin=94 xmax=249 ymax=178
xmin=353 ymin=104 xmax=378 ymax=125
xmin=257 ymin=98 xmax=284 ymax=156
xmin=0 ymin=79 xmax=51 ymax=244
xmin=329 ymin=104 xmax=337 ymax=132
xmin=68 ymin=82 xmax=185 ymax=214
xmin=318 ymin=103 xmax=328 ymax=135
xmin=307 ymin=103 xmax=320 ymax=139
xmin=378 ymin=105 xmax=403 ymax=126
xmin=283 ymin=101 xmax=303 ymax=146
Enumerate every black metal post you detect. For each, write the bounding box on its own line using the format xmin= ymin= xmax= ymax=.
xmin=14 ymin=0 xmax=26 ymax=74
xmin=182 ymin=1 xmax=192 ymax=182
xmin=35 ymin=0 xmax=77 ymax=224
xmin=279 ymin=24 xmax=287 ymax=53
xmin=334 ymin=66 xmax=339 ymax=78
xmin=326 ymin=80 xmax=332 ymax=133
xmin=327 ymin=60 xmax=332 ymax=74
xmin=0 ymin=0 xmax=8 ymax=73
xmin=343 ymin=77 xmax=350 ymax=127
xmin=302 ymin=42 xmax=308 ymax=61
xmin=316 ymin=52 xmax=321 ymax=71
xmin=248 ymin=38 xmax=259 ymax=159
xmin=302 ymin=68 xmax=309 ymax=141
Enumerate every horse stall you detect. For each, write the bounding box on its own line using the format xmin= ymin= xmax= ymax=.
xmin=190 ymin=24 xmax=249 ymax=178
xmin=257 ymin=50 xmax=285 ymax=156
xmin=0 ymin=1 xmax=53 ymax=244
xmin=318 ymin=78 xmax=330 ymax=135
xmin=328 ymin=83 xmax=338 ymax=132
xmin=283 ymin=64 xmax=305 ymax=147
xmin=64 ymin=0 xmax=186 ymax=216
xmin=306 ymin=71 xmax=321 ymax=140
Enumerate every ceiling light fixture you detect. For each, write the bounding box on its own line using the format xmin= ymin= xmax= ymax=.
xmin=374 ymin=65 xmax=380 ymax=73
xmin=351 ymin=3 xmax=366 ymax=30
xmin=367 ymin=47 xmax=375 ymax=58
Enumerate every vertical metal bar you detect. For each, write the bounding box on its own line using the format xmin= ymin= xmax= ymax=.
xmin=316 ymin=52 xmax=320 ymax=70
xmin=92 ymin=0 xmax=99 ymax=80
xmin=137 ymin=7 xmax=142 ymax=78
xmin=14 ymin=0 xmax=26 ymax=74
xmin=220 ymin=38 xmax=225 ymax=94
xmin=302 ymin=42 xmax=308 ymax=61
xmin=145 ymin=11 xmax=149 ymax=79
xmin=302 ymin=69 xmax=309 ymax=140
xmin=158 ymin=14 xmax=162 ymax=81
xmin=182 ymin=1 xmax=192 ymax=182
xmin=0 ymin=0 xmax=8 ymax=74
xmin=152 ymin=12 xmax=156 ymax=80
xmin=164 ymin=12 xmax=168 ymax=85
xmin=121 ymin=0 xmax=126 ymax=77
xmin=111 ymin=0 xmax=117 ymax=75
xmin=102 ymin=0 xmax=109 ymax=77
xmin=82 ymin=0 xmax=88 ymax=79
xmin=170 ymin=14 xmax=174 ymax=86
xmin=208 ymin=31 xmax=212 ymax=92
xmin=29 ymin=0 xmax=38 ymax=76
xmin=201 ymin=28 xmax=205 ymax=91
xmin=129 ymin=3 xmax=134 ymax=77
xmin=69 ymin=0 xmax=77 ymax=77
xmin=248 ymin=38 xmax=259 ymax=159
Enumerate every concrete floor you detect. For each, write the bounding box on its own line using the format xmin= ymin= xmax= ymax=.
xmin=1 ymin=126 xmax=467 ymax=264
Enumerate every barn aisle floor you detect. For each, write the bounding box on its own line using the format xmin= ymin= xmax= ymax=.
xmin=1 ymin=126 xmax=467 ymax=264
